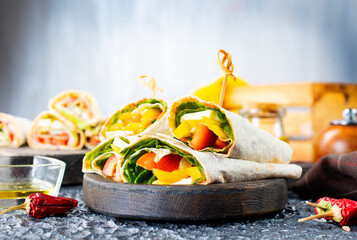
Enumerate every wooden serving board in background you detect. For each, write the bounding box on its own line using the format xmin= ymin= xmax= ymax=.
xmin=0 ymin=147 xmax=88 ymax=185
xmin=223 ymin=82 xmax=357 ymax=162
xmin=83 ymin=173 xmax=288 ymax=221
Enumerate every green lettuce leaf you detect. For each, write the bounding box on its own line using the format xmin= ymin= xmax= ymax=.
xmin=84 ymin=138 xmax=115 ymax=171
xmin=60 ymin=110 xmax=89 ymax=130
xmin=92 ymin=153 xmax=113 ymax=170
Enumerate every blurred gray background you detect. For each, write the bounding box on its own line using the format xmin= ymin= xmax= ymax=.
xmin=0 ymin=0 xmax=356 ymax=119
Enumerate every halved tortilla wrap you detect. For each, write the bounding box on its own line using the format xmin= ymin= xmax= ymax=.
xmin=168 ymin=96 xmax=292 ymax=164
xmin=84 ymin=119 xmax=105 ymax=150
xmin=28 ymin=111 xmax=85 ymax=150
xmin=82 ymin=136 xmax=135 ymax=181
xmin=0 ymin=112 xmax=32 ymax=148
xmin=48 ymin=90 xmax=101 ymax=130
xmin=117 ymin=136 xmax=302 ymax=185
xmin=99 ymin=98 xmax=169 ymax=141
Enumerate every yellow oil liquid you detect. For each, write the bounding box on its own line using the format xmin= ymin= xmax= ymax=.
xmin=0 ymin=180 xmax=54 ymax=199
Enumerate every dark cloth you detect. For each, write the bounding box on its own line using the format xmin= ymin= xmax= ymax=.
xmin=291 ymin=151 xmax=357 ymax=200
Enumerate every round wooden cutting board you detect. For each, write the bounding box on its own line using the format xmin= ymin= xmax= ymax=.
xmin=83 ymin=173 xmax=288 ymax=221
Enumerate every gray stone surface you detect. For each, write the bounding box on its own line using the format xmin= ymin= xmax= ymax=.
xmin=1 ymin=186 xmax=356 ymax=240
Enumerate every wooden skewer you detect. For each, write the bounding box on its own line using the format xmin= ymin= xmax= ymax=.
xmin=138 ymin=75 xmax=163 ymax=98
xmin=298 ymin=210 xmax=335 ymax=222
xmin=0 ymin=202 xmax=27 ymax=215
xmin=216 ymin=50 xmax=236 ymax=107
xmin=219 ymin=74 xmax=228 ymax=107
xmin=305 ymin=201 xmax=328 ymax=210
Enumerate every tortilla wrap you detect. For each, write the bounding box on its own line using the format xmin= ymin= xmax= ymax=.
xmin=82 ymin=135 xmax=138 ymax=181
xmin=99 ymin=98 xmax=170 ymax=141
xmin=48 ymin=90 xmax=101 ymax=130
xmin=84 ymin=119 xmax=105 ymax=150
xmin=118 ymin=135 xmax=302 ymax=185
xmin=0 ymin=112 xmax=32 ymax=148
xmin=168 ymin=96 xmax=292 ymax=164
xmin=28 ymin=111 xmax=85 ymax=150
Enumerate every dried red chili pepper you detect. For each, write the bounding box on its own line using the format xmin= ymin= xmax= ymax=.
xmin=0 ymin=193 xmax=78 ymax=218
xmin=299 ymin=197 xmax=357 ymax=226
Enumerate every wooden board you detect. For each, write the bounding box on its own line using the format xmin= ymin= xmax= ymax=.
xmin=0 ymin=147 xmax=88 ymax=185
xmin=83 ymin=173 xmax=288 ymax=221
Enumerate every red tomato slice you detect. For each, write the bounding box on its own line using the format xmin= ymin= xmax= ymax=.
xmin=50 ymin=138 xmax=58 ymax=145
xmin=88 ymin=135 xmax=100 ymax=147
xmin=38 ymin=137 xmax=46 ymax=144
xmin=214 ymin=138 xmax=229 ymax=149
xmin=113 ymin=168 xmax=122 ymax=182
xmin=136 ymin=152 xmax=182 ymax=172
xmin=63 ymin=96 xmax=78 ymax=106
xmin=103 ymin=155 xmax=118 ymax=177
xmin=136 ymin=152 xmax=157 ymax=171
xmin=60 ymin=133 xmax=70 ymax=145
xmin=190 ymin=124 xmax=218 ymax=150
xmin=156 ymin=154 xmax=182 ymax=172
xmin=181 ymin=138 xmax=188 ymax=143
xmin=43 ymin=132 xmax=70 ymax=146
xmin=9 ymin=132 xmax=14 ymax=141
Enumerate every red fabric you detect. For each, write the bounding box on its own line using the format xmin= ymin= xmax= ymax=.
xmin=291 ymin=152 xmax=357 ymax=200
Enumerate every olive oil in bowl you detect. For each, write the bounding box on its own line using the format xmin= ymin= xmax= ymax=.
xmin=0 ymin=180 xmax=54 ymax=207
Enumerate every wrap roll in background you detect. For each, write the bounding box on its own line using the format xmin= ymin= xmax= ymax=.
xmin=82 ymin=136 xmax=135 ymax=181
xmin=48 ymin=90 xmax=101 ymax=130
xmin=117 ymin=136 xmax=302 ymax=185
xmin=28 ymin=111 xmax=85 ymax=150
xmin=84 ymin=119 xmax=105 ymax=150
xmin=168 ymin=96 xmax=292 ymax=164
xmin=99 ymin=98 xmax=169 ymax=141
xmin=0 ymin=112 xmax=32 ymax=148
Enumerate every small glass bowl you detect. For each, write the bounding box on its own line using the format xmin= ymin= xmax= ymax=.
xmin=0 ymin=156 xmax=66 ymax=207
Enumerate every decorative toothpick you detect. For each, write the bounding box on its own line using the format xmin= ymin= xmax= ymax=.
xmin=216 ymin=50 xmax=236 ymax=107
xmin=138 ymin=75 xmax=163 ymax=98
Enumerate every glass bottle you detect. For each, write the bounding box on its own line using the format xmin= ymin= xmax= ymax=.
xmin=240 ymin=102 xmax=289 ymax=143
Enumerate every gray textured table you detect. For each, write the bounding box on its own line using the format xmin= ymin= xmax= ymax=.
xmin=1 ymin=185 xmax=356 ymax=240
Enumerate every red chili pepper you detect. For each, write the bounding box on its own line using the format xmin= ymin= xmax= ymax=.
xmin=299 ymin=197 xmax=357 ymax=226
xmin=0 ymin=193 xmax=78 ymax=218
